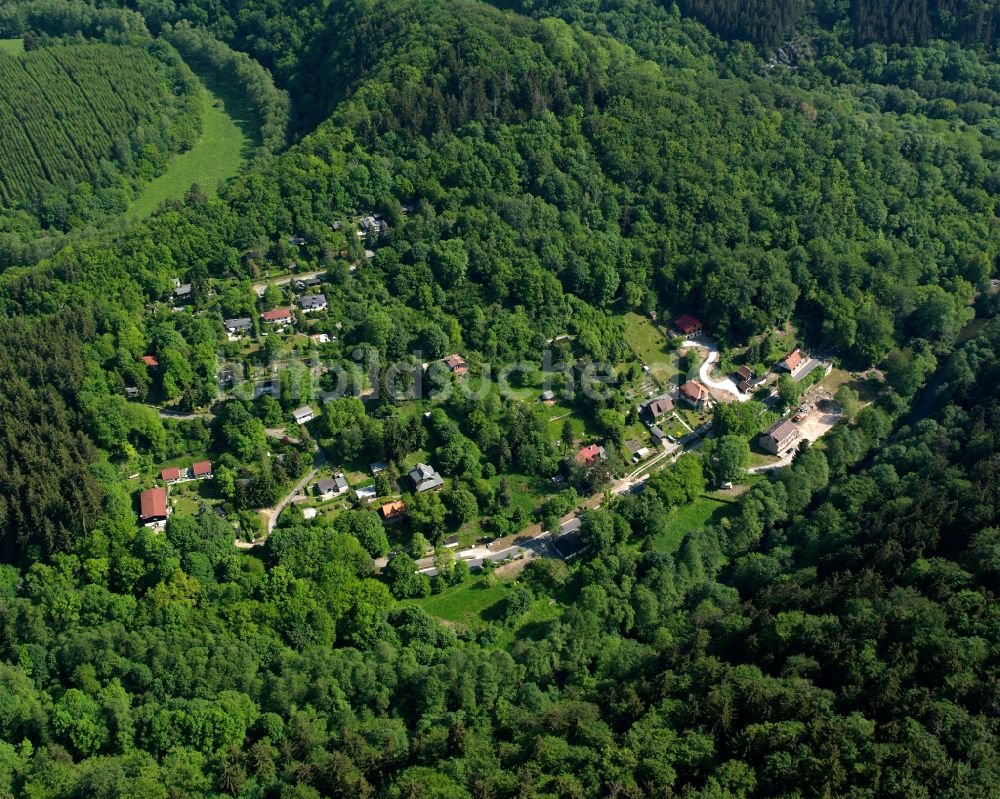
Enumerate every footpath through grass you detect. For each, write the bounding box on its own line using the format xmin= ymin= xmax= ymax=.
xmin=0 ymin=39 xmax=24 ymax=56
xmin=126 ymin=68 xmax=253 ymax=220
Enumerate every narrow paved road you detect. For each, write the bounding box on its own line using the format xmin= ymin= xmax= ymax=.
xmin=684 ymin=338 xmax=751 ymax=402
xmin=748 ymin=449 xmax=796 ymax=473
xmin=252 ymin=269 xmax=326 ymax=296
xmin=144 ymin=404 xmax=215 ymax=421
xmin=261 ymin=444 xmax=325 ymax=534
xmin=388 ymin=441 xmax=695 ymax=576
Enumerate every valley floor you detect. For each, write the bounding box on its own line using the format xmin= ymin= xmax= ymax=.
xmin=125 ymin=70 xmax=252 ymax=220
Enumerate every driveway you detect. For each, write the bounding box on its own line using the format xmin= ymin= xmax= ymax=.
xmin=793 ymin=357 xmax=825 ymax=383
xmin=259 ymin=444 xmax=325 ymax=534
xmin=252 ymin=269 xmax=326 ymax=296
xmin=683 ymin=339 xmax=752 ymax=402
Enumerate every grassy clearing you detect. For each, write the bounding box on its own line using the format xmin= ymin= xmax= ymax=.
xmin=494 ymin=596 xmax=563 ymax=648
xmin=622 ymin=312 xmax=670 ymax=363
xmin=0 ymin=39 xmax=24 ymax=56
xmin=651 ymin=492 xmax=740 ymax=553
xmin=821 ymin=368 xmax=880 ymax=403
xmin=409 ymin=575 xmax=510 ymax=629
xmin=621 ymin=312 xmax=681 ymax=386
xmin=748 ymin=448 xmax=781 ymax=468
xmin=126 ymin=69 xmax=253 ymax=220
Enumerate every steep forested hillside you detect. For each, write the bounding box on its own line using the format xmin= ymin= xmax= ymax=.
xmin=676 ymin=0 xmax=806 ymax=49
xmin=0 ymin=0 xmax=995 ymax=796
xmin=848 ymin=0 xmax=1000 ymax=45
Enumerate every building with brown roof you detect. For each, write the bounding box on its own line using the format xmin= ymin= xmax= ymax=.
xmin=640 ymin=394 xmax=674 ymax=422
xmin=442 ymin=354 xmax=468 ymax=375
xmin=674 ymin=314 xmax=704 ymax=336
xmin=759 ymin=419 xmax=801 ymax=455
xmin=680 ymin=380 xmax=710 ymax=408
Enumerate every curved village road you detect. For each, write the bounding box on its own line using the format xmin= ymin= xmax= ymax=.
xmin=387 ymin=440 xmax=695 ymax=577
xmin=683 ymin=339 xmax=752 ymax=402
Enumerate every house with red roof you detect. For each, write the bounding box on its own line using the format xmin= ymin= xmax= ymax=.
xmin=780 ymin=348 xmax=805 ymax=375
xmin=142 ymin=355 xmax=159 ymax=367
xmin=161 ymin=467 xmax=186 ymax=484
xmin=139 ymin=487 xmax=170 ymax=528
xmin=680 ymin=380 xmax=710 ymax=408
xmin=261 ymin=307 xmax=293 ymax=324
xmin=577 ymin=444 xmax=607 ymax=466
xmin=192 ymin=460 xmax=213 ymax=479
xmin=674 ymin=314 xmax=704 ymax=337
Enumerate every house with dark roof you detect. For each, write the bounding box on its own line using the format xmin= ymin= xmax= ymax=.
xmin=409 ymin=463 xmax=444 ymax=492
xmin=680 ymin=380 xmax=710 ymax=408
xmin=139 ymin=487 xmax=170 ymax=528
xmin=734 ymin=364 xmax=765 ymax=393
xmin=299 ymin=294 xmax=328 ymax=312
xmin=315 ymin=474 xmax=349 ymax=500
xmin=639 ymin=394 xmax=674 ymax=422
xmin=225 ymin=317 xmax=253 ymax=336
xmin=261 ymin=307 xmax=293 ymax=325
xmin=760 ymin=419 xmax=801 ymax=455
xmin=553 ymin=517 xmax=588 ymax=559
xmin=674 ymin=314 xmax=704 ymax=337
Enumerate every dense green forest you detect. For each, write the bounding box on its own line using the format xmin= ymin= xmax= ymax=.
xmin=0 ymin=0 xmax=996 ymax=795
